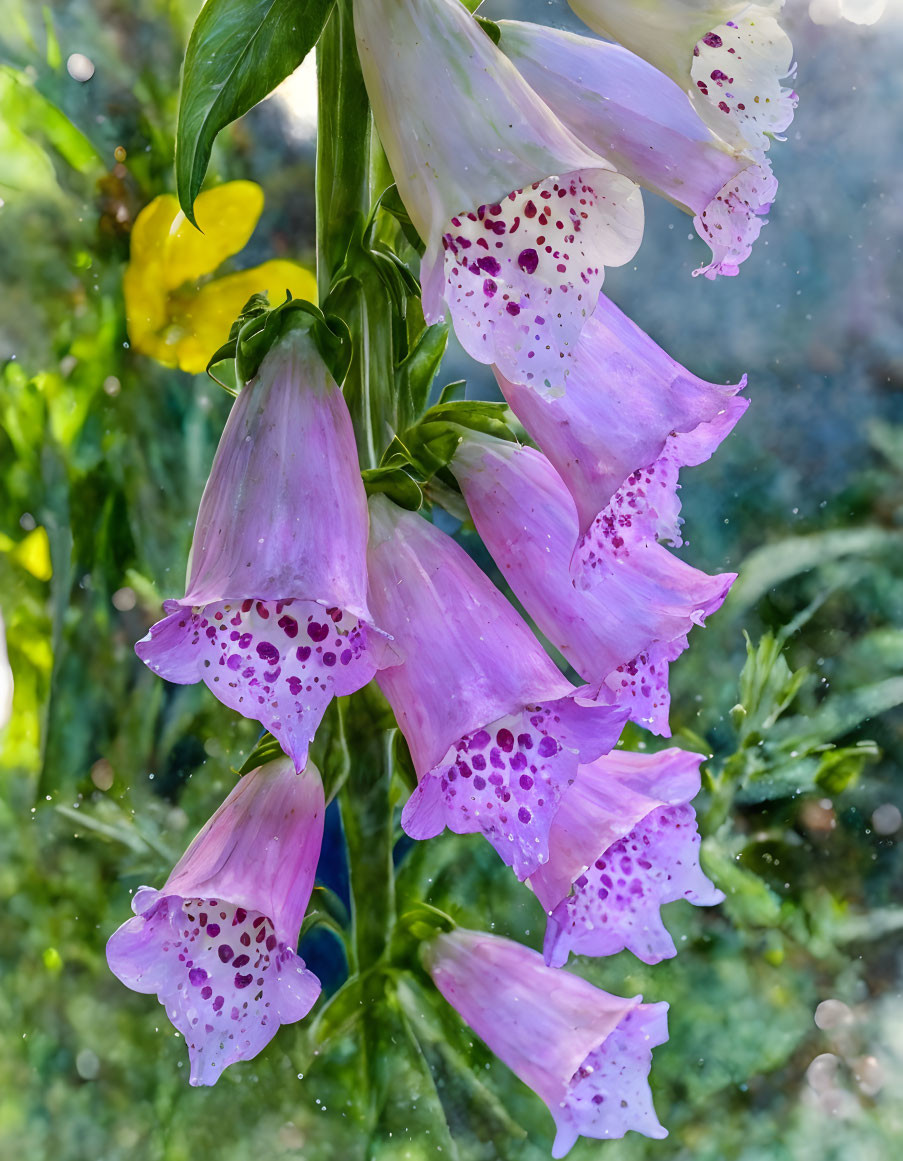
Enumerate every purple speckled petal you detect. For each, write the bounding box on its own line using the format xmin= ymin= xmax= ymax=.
xmin=497 ymin=294 xmax=748 ymax=539
xmin=353 ymin=0 xmax=643 ymax=385
xmin=545 ymin=802 xmax=724 ymax=967
xmin=136 ymin=598 xmax=384 ymax=772
xmin=498 ymin=21 xmax=778 ymax=279
xmin=108 ymin=894 xmax=319 ymax=1086
xmin=424 ymin=928 xmax=668 ymax=1156
xmin=452 ymin=438 xmax=733 ymax=736
xmin=403 ymin=693 xmax=626 ymax=881
xmin=438 ymin=170 xmax=642 ymax=394
xmin=367 ymin=495 xmax=593 ymax=775
xmin=693 ymin=161 xmax=778 ymax=278
xmin=552 ymin=1004 xmax=669 ymax=1156
xmin=689 ymin=13 xmax=797 ymax=155
xmin=106 ymin=759 xmax=324 ymax=1084
xmin=575 ymin=400 xmax=747 ymax=580
xmin=566 ymin=2 xmax=798 ymax=157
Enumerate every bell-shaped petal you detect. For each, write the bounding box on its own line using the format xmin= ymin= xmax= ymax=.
xmin=497 ymin=293 xmax=748 ymax=541
xmin=451 ymin=435 xmax=734 ymax=735
xmin=136 ymin=330 xmax=389 ymax=771
xmin=497 ymin=21 xmax=778 ymax=278
xmin=106 ymin=758 xmax=324 ymax=1085
xmin=528 ymin=749 xmax=723 ymax=967
xmin=424 ymin=928 xmax=668 ymax=1156
xmin=568 ymin=0 xmax=797 ymax=156
xmin=367 ymin=496 xmax=627 ymax=879
xmin=354 ymin=0 xmax=644 ymax=395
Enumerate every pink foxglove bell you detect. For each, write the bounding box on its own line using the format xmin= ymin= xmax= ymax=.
xmin=568 ymin=0 xmax=797 ymax=156
xmin=135 ymin=329 xmax=390 ymax=771
xmin=106 ymin=758 xmax=324 ymax=1085
xmin=497 ymin=21 xmax=778 ymax=278
xmin=451 ymin=436 xmax=734 ymax=735
xmin=353 ymin=0 xmax=644 ymax=395
xmin=495 ymin=295 xmax=748 ymax=569
xmin=529 ymin=749 xmax=723 ymax=967
xmin=366 ymin=496 xmax=627 ymax=880
xmin=424 ymin=927 xmax=669 ymax=1156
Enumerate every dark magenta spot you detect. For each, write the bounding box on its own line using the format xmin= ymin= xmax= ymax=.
xmin=232 ymin=954 xmax=250 ymax=968
xmin=218 ymin=945 xmax=234 ymax=963
xmin=234 ymin=973 xmax=253 ymax=989
xmin=517 ymin=806 xmax=532 ymax=824
xmin=256 ymin=641 xmax=279 ymax=664
xmin=278 ymin=615 xmax=298 ymax=638
xmin=518 ymin=248 xmax=539 ymax=274
xmin=505 ymin=302 xmax=521 ymax=317
xmin=538 ymin=736 xmax=558 ymax=758
xmin=189 ymin=967 xmax=207 ymax=986
xmin=308 ymin=621 xmax=329 ymax=642
xmin=496 ymin=728 xmax=514 ymax=752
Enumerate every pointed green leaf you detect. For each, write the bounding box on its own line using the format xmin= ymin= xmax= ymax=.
xmin=177 ymin=0 xmax=335 ymax=222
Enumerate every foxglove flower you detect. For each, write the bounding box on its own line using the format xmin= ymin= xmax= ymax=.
xmin=353 ymin=0 xmax=644 ymax=395
xmin=107 ymin=758 xmax=324 ymax=1085
xmin=529 ymin=749 xmax=723 ymax=967
xmin=451 ymin=436 xmax=734 ymax=734
xmin=568 ymin=0 xmax=797 ymax=156
xmin=424 ymin=927 xmax=668 ymax=1155
xmin=366 ymin=496 xmax=627 ymax=880
xmin=497 ymin=21 xmax=778 ymax=277
xmin=136 ymin=329 xmax=389 ymax=771
xmin=496 ymin=294 xmax=748 ymax=562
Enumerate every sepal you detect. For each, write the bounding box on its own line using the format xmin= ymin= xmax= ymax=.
xmin=207 ymin=292 xmax=353 ymax=392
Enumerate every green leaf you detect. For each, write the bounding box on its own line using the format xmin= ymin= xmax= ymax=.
xmin=236 ymin=731 xmax=285 ymax=775
xmin=395 ymin=324 xmax=449 ymax=423
xmin=475 ymin=16 xmax=501 ymax=44
xmin=176 ymin=0 xmax=335 ymax=223
xmin=362 ymin=466 xmax=423 ymax=511
xmin=727 ymin=527 xmax=903 ymax=613
xmin=702 ymin=839 xmax=783 ymax=928
xmin=814 ymin=742 xmax=879 ymax=794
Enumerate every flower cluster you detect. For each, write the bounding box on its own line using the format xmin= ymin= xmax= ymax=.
xmin=109 ymin=0 xmax=797 ymax=1150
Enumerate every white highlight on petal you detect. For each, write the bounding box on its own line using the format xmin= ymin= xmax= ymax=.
xmin=690 ymin=11 xmax=798 ymax=153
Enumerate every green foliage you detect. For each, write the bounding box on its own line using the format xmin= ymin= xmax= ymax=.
xmin=177 ymin=0 xmax=335 ymax=222
xmin=2 ymin=1 xmax=903 ymax=1160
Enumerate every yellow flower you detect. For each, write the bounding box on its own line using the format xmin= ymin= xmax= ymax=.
xmin=124 ymin=181 xmax=317 ymax=374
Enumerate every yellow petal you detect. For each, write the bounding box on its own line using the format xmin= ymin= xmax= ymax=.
xmin=174 ymin=260 xmax=319 ymax=374
xmin=163 ymin=181 xmax=265 ymax=290
xmin=124 ymin=195 xmax=178 ymax=356
xmin=128 ymin=193 xmax=180 ymax=269
xmin=14 ymin=526 xmax=52 ymax=581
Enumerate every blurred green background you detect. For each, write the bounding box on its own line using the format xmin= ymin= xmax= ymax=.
xmin=1 ymin=0 xmax=902 ymax=1158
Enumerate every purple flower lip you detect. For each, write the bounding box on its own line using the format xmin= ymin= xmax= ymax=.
xmin=106 ymin=758 xmax=325 ymax=1085
xmin=424 ymin=928 xmax=669 ymax=1154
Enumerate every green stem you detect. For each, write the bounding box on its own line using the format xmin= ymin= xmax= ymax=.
xmin=315 ymin=0 xmax=400 ymax=1120
xmin=316 ymin=0 xmax=398 ymax=467
xmin=315 ymin=0 xmax=370 ymax=299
